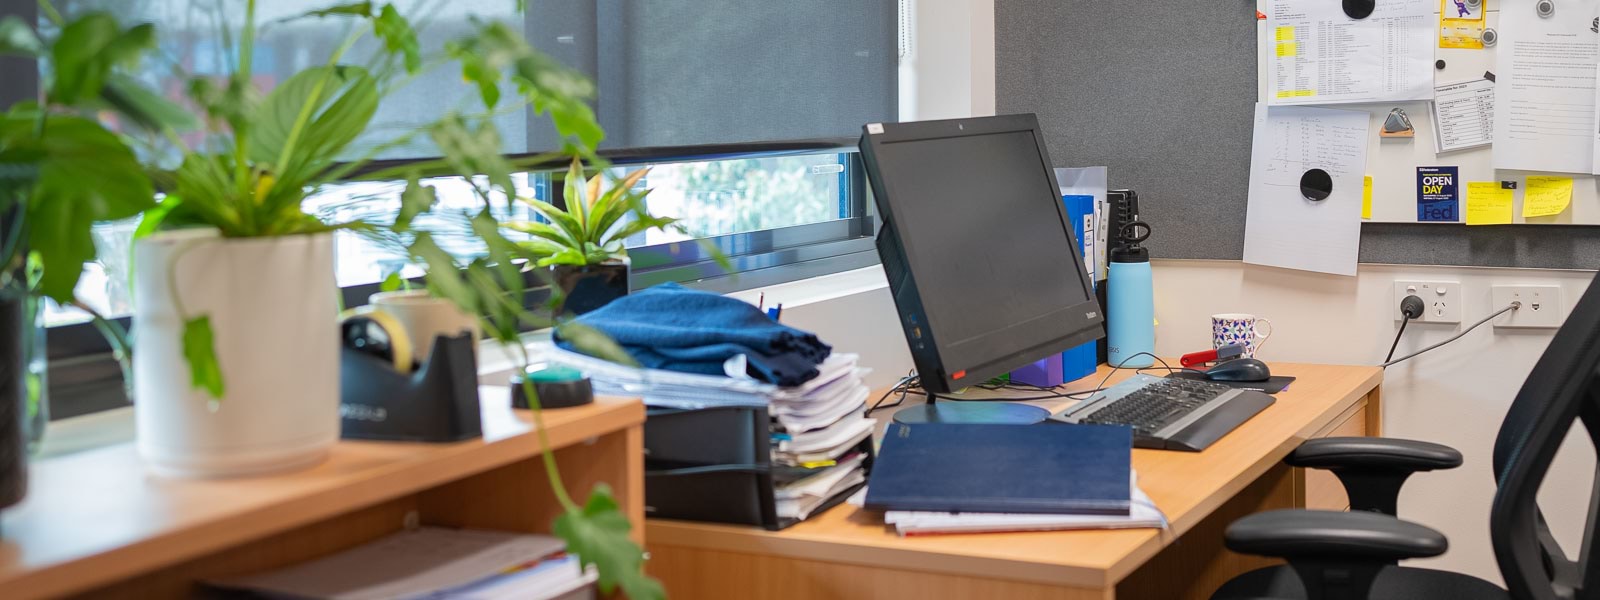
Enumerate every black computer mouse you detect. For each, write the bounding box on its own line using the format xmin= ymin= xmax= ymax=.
xmin=1204 ymin=358 xmax=1272 ymax=382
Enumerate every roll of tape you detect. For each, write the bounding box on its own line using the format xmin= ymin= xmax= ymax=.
xmin=340 ymin=308 xmax=415 ymax=374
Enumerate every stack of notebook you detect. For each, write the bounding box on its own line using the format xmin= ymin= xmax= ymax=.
xmin=210 ymin=528 xmax=595 ymax=599
xmin=543 ymin=343 xmax=873 ymax=523
xmin=881 ymin=474 xmax=1164 ymax=536
xmin=865 ymin=423 xmax=1166 ymax=536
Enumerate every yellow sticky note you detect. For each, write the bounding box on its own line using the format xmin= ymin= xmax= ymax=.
xmin=1523 ymin=176 xmax=1574 ymax=218
xmin=1465 ymin=182 xmax=1513 ymax=225
xmin=1361 ymin=176 xmax=1373 ymax=219
xmin=1276 ymin=42 xmax=1298 ymax=57
xmin=1276 ymin=26 xmax=1295 ymax=41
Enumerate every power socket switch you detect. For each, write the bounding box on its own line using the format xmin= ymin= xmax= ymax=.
xmin=1491 ymin=285 xmax=1565 ymax=328
xmin=1394 ymin=281 xmax=1462 ymax=324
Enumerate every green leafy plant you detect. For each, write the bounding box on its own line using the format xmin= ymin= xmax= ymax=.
xmin=130 ymin=0 xmax=599 ymax=398
xmin=12 ymin=1 xmax=662 ymax=594
xmin=504 ymin=159 xmax=679 ymax=267
xmin=0 ymin=4 xmax=190 ymax=390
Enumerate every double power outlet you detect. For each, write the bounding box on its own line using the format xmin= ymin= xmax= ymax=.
xmin=1392 ymin=281 xmax=1564 ymax=328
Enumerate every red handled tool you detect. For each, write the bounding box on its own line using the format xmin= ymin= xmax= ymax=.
xmin=1181 ymin=344 xmax=1246 ymax=368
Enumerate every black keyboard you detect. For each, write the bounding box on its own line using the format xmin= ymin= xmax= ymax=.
xmin=1047 ymin=374 xmax=1275 ymax=452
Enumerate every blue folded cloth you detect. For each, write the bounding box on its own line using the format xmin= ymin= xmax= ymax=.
xmin=554 ymin=283 xmax=832 ymax=386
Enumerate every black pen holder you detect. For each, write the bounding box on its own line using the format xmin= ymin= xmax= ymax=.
xmin=340 ymin=333 xmax=482 ymax=443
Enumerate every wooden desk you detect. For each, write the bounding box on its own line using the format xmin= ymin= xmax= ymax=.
xmin=645 ymin=362 xmax=1383 ymax=600
xmin=0 ymin=391 xmax=645 ymax=600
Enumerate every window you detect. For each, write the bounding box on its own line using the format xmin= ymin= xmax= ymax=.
xmin=22 ymin=0 xmax=894 ymax=419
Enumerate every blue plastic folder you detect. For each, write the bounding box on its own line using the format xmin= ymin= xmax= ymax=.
xmin=865 ymin=423 xmax=1132 ymax=515
xmin=1011 ymin=194 xmax=1099 ymax=387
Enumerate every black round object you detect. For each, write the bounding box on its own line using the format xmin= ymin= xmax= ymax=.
xmin=890 ymin=402 xmax=1049 ymax=425
xmin=510 ymin=368 xmax=595 ymax=409
xmin=1435 ymin=59 xmax=1447 ymax=70
xmin=1343 ymin=0 xmax=1376 ymax=19
xmin=1300 ymin=169 xmax=1334 ymax=202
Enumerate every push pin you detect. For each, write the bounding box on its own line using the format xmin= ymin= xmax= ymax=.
xmin=1482 ymin=28 xmax=1498 ymax=47
xmin=1300 ymin=169 xmax=1333 ymax=202
xmin=1343 ymin=0 xmax=1376 ymax=19
xmin=1537 ymin=0 xmax=1555 ymax=18
xmin=1381 ymin=107 xmax=1415 ymax=138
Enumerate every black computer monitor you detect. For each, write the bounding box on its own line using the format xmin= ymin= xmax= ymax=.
xmin=861 ymin=114 xmax=1105 ymax=423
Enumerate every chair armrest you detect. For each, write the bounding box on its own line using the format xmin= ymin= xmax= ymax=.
xmin=1287 ymin=437 xmax=1463 ymax=472
xmin=1225 ymin=509 xmax=1448 ymax=562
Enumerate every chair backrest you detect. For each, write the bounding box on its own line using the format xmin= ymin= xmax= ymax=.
xmin=1492 ymin=273 xmax=1600 ymax=600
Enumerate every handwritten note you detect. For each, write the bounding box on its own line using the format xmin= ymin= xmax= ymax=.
xmin=1465 ymin=182 xmax=1512 ymax=225
xmin=1362 ymin=176 xmax=1373 ymax=219
xmin=1523 ymin=176 xmax=1574 ymax=218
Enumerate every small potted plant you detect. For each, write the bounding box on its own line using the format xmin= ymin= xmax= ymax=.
xmin=122 ymin=1 xmax=595 ymax=477
xmin=505 ymin=159 xmax=678 ymax=315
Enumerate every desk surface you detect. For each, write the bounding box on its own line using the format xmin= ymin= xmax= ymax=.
xmin=646 ymin=362 xmax=1382 ymax=588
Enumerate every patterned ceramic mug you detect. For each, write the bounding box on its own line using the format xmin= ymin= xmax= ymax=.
xmin=1212 ymin=313 xmax=1273 ymax=359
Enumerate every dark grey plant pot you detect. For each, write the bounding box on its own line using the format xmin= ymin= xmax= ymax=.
xmin=552 ymin=260 xmax=630 ymax=316
xmin=0 ymin=292 xmax=29 ymax=519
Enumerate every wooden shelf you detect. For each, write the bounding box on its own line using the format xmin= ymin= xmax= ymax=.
xmin=0 ymin=388 xmax=644 ymax=600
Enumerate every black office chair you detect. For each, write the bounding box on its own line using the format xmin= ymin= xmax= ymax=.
xmin=1211 ymin=273 xmax=1600 ymax=600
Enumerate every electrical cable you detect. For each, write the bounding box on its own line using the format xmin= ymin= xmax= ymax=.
xmin=865 ymin=372 xmax=923 ymax=417
xmin=1065 ymin=352 xmax=1184 ymax=400
xmin=870 ymin=352 xmax=1195 ymax=415
xmin=1386 ymin=316 xmax=1411 ymax=364
xmin=1381 ymin=302 xmax=1519 ymax=368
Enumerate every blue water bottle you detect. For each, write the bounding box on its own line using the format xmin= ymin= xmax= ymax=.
xmin=1107 ymin=221 xmax=1154 ymax=368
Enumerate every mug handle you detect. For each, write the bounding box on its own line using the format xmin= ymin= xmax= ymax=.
xmin=1252 ymin=318 xmax=1273 ymax=356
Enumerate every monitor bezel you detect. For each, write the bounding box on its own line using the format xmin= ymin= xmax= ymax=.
xmin=860 ymin=114 xmax=1105 ymax=393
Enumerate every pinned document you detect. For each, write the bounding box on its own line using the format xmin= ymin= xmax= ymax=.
xmin=1266 ymin=0 xmax=1434 ymax=106
xmin=1439 ymin=0 xmax=1487 ymax=49
xmin=1432 ymin=78 xmax=1494 ymax=154
xmin=1523 ymin=176 xmax=1575 ymax=218
xmin=1416 ymin=167 xmax=1460 ymax=222
xmin=1243 ymin=103 xmax=1370 ymax=276
xmin=1465 ymin=182 xmax=1513 ymax=225
xmin=1493 ymin=0 xmax=1598 ymax=174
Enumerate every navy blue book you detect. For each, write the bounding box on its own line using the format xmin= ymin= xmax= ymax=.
xmin=865 ymin=423 xmax=1132 ymax=515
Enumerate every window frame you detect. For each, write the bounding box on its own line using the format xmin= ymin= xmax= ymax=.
xmin=42 ymin=138 xmax=881 ymax=420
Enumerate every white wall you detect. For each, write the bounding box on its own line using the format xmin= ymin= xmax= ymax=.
xmin=1151 ymin=261 xmax=1596 ymax=582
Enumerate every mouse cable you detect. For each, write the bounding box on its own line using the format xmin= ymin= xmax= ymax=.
xmin=1381 ymin=302 xmax=1519 ymax=368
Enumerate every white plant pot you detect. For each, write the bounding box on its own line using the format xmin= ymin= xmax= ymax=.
xmin=133 ymin=229 xmax=339 ymax=478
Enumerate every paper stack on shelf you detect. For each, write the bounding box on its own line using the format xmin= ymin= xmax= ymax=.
xmin=542 ymin=343 xmax=873 ymax=524
xmin=209 ymin=527 xmax=596 ymax=600
xmin=881 ymin=474 xmax=1166 ymax=537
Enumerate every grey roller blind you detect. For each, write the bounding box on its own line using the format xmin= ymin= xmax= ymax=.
xmin=528 ymin=0 xmax=899 ymax=150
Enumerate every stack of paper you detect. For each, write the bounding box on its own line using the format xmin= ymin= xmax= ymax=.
xmin=775 ymin=452 xmax=869 ymax=520
xmin=880 ymin=474 xmax=1166 ymax=537
xmin=542 ymin=343 xmax=873 ymax=523
xmin=209 ymin=528 xmax=596 ymax=600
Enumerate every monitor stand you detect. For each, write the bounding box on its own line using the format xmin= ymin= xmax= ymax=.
xmin=890 ymin=397 xmax=1051 ymax=425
